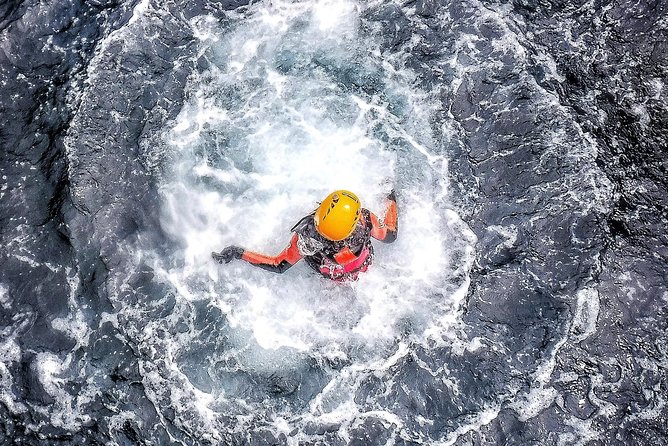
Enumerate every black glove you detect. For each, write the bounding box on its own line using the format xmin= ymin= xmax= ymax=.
xmin=212 ymin=246 xmax=244 ymax=264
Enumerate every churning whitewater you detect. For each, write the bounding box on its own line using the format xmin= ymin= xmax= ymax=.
xmin=151 ymin=1 xmax=476 ymax=440
xmin=1 ymin=0 xmax=667 ymax=444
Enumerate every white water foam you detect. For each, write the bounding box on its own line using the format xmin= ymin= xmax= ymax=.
xmin=156 ymin=0 xmax=472 ymax=358
xmin=509 ymin=287 xmax=600 ymax=423
xmin=0 ymin=283 xmax=10 ymax=309
xmin=145 ymin=0 xmax=476 ymax=440
xmin=570 ymin=287 xmax=600 ymax=343
xmin=0 ymin=334 xmax=24 ymax=415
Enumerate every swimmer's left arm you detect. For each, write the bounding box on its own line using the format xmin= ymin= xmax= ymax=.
xmin=240 ymin=234 xmax=303 ymax=273
xmin=370 ymin=190 xmax=398 ymax=243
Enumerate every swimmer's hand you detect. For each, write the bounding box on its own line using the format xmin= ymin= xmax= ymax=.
xmin=212 ymin=246 xmax=244 ymax=264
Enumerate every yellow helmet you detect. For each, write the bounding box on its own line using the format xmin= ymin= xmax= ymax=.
xmin=314 ymin=190 xmax=361 ymax=241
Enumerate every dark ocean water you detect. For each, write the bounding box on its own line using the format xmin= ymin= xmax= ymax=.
xmin=1 ymin=0 xmax=667 ymax=444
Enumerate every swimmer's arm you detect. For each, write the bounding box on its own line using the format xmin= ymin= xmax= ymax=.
xmin=240 ymin=233 xmax=303 ymax=273
xmin=369 ymin=190 xmax=398 ymax=243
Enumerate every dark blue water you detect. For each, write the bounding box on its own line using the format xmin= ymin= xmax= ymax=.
xmin=1 ymin=0 xmax=667 ymax=444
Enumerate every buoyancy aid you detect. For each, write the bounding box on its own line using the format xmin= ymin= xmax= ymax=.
xmin=291 ymin=209 xmax=375 ymax=280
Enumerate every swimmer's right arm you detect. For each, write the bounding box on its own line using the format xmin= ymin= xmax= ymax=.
xmin=212 ymin=233 xmax=303 ymax=274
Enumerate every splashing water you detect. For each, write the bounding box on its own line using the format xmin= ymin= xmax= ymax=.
xmin=147 ymin=0 xmax=475 ymax=438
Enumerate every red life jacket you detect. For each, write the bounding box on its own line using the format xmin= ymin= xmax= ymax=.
xmin=293 ymin=210 xmax=374 ymax=281
xmin=319 ymin=246 xmax=371 ymax=281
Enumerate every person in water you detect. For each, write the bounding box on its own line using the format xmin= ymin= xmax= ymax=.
xmin=212 ymin=190 xmax=398 ymax=281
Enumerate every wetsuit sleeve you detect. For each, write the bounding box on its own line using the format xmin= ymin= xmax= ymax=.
xmin=240 ymin=233 xmax=303 ymax=273
xmin=370 ymin=192 xmax=398 ymax=243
